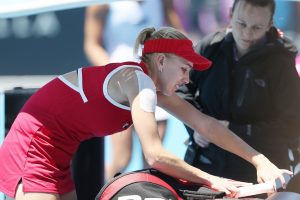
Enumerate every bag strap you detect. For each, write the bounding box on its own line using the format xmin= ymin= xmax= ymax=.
xmin=97 ymin=172 xmax=183 ymax=200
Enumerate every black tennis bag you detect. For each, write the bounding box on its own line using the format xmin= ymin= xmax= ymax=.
xmin=95 ymin=168 xmax=225 ymax=200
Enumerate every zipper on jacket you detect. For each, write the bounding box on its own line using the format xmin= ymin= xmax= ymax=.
xmin=237 ymin=69 xmax=250 ymax=107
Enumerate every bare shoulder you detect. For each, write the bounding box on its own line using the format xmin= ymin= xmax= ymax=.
xmin=112 ymin=65 xmax=144 ymax=98
xmin=116 ymin=66 xmax=141 ymax=86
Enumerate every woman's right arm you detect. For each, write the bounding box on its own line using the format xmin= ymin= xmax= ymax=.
xmin=158 ymin=93 xmax=292 ymax=187
xmin=131 ymin=89 xmax=242 ymax=195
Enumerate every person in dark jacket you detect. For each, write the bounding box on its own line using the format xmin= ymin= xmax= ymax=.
xmin=179 ymin=0 xmax=300 ymax=184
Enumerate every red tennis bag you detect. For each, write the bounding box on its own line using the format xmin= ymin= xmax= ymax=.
xmin=95 ymin=168 xmax=225 ymax=200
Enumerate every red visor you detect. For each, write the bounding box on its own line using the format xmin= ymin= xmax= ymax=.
xmin=143 ymin=38 xmax=212 ymax=71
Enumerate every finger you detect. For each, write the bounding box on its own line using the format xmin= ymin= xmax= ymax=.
xmin=257 ymin=177 xmax=263 ymax=184
xmin=222 ymin=188 xmax=231 ymax=196
xmin=197 ymin=142 xmax=206 ymax=148
xmin=227 ymin=185 xmax=239 ymax=192
xmin=226 ymin=185 xmax=239 ymax=198
xmin=275 ymin=171 xmax=293 ymax=189
xmin=226 ymin=190 xmax=237 ymax=198
xmin=275 ymin=176 xmax=286 ymax=189
xmin=230 ymin=181 xmax=253 ymax=187
xmin=281 ymin=169 xmax=293 ymax=175
xmin=210 ymin=184 xmax=233 ymax=196
xmin=221 ymin=178 xmax=253 ymax=187
xmin=198 ymin=140 xmax=208 ymax=147
xmin=228 ymin=189 xmax=239 ymax=198
xmin=194 ymin=137 xmax=205 ymax=145
xmin=201 ymin=138 xmax=209 ymax=144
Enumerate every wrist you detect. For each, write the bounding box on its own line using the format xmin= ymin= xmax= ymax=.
xmin=201 ymin=173 xmax=216 ymax=187
xmin=252 ymin=154 xmax=269 ymax=168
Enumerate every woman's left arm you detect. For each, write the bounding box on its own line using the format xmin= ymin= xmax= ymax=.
xmin=158 ymin=92 xmax=292 ymax=186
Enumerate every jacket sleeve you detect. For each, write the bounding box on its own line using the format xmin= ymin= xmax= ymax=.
xmin=272 ymin=54 xmax=300 ymax=146
xmin=176 ymin=32 xmax=219 ymax=110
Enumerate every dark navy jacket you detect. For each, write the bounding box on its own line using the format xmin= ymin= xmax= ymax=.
xmin=179 ymin=27 xmax=300 ymax=181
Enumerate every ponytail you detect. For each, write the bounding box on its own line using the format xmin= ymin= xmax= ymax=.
xmin=134 ymin=27 xmax=156 ymax=58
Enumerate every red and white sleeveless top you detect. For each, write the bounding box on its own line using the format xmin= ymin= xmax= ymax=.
xmin=22 ymin=61 xmax=147 ymax=141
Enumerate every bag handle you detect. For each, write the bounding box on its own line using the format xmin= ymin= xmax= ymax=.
xmin=98 ymin=172 xmax=183 ymax=200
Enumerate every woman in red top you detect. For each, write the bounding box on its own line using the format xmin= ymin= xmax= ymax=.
xmin=0 ymin=27 xmax=291 ymax=200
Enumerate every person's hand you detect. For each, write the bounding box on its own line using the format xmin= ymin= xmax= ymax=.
xmin=254 ymin=154 xmax=293 ymax=189
xmin=219 ymin=120 xmax=229 ymax=127
xmin=193 ymin=131 xmax=210 ymax=148
xmin=208 ymin=176 xmax=252 ymax=197
xmin=276 ymin=28 xmax=284 ymax=38
xmin=193 ymin=120 xmax=229 ymax=148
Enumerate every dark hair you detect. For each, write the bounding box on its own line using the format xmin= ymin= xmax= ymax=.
xmin=232 ymin=0 xmax=276 ymax=20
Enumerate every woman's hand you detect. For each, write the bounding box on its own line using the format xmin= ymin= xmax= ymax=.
xmin=254 ymin=154 xmax=293 ymax=188
xmin=208 ymin=175 xmax=252 ymax=198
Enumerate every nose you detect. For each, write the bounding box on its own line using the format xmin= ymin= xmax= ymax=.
xmin=243 ymin=27 xmax=254 ymax=40
xmin=183 ymin=73 xmax=189 ymax=84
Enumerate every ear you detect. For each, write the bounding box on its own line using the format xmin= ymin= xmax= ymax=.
xmin=156 ymin=53 xmax=165 ymax=71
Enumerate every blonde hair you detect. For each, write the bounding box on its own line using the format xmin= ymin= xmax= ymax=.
xmin=134 ymin=27 xmax=188 ymax=65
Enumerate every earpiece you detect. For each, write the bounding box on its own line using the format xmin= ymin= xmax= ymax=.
xmin=159 ymin=67 xmax=163 ymax=73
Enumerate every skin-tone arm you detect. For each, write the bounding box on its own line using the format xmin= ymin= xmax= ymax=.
xmin=157 ymin=92 xmax=292 ymax=186
xmin=84 ymin=2 xmax=185 ymax=66
xmin=163 ymin=0 xmax=185 ymax=32
xmin=84 ymin=5 xmax=110 ymax=66
xmin=117 ymin=68 xmax=249 ymax=196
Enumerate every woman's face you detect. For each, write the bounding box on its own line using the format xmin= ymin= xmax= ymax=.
xmin=230 ymin=1 xmax=272 ymax=55
xmin=157 ymin=54 xmax=192 ymax=96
